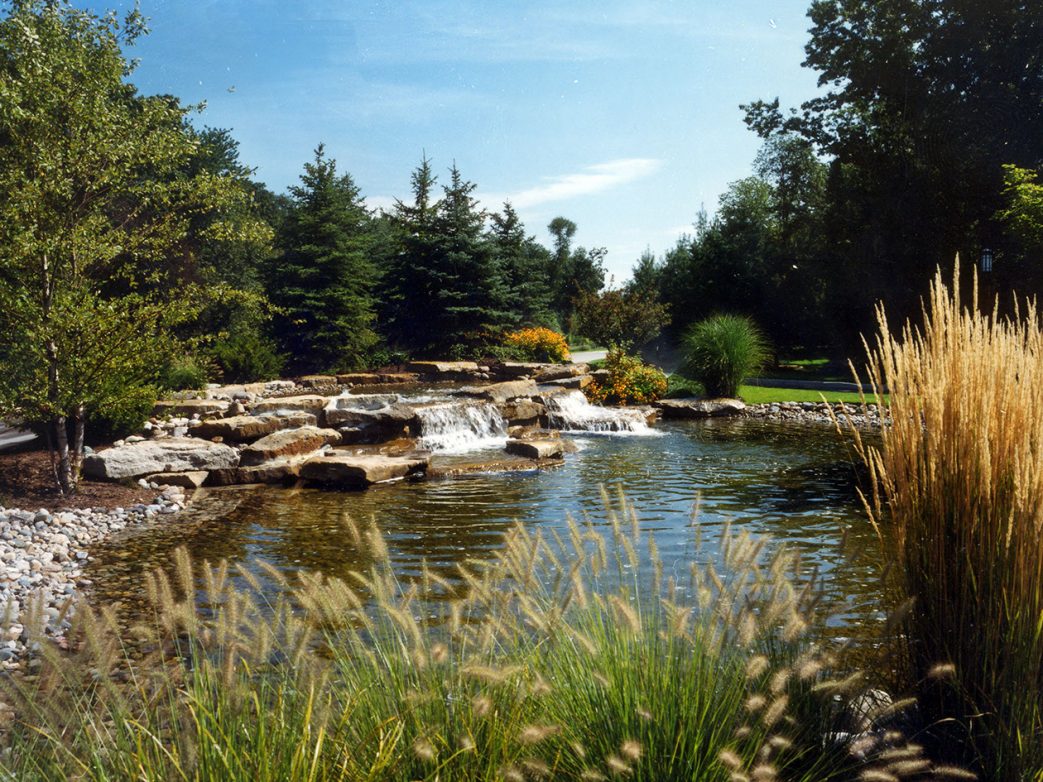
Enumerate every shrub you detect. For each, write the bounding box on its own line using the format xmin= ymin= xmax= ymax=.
xmin=159 ymin=354 xmax=210 ymax=391
xmin=504 ymin=326 xmax=570 ymax=363
xmin=573 ymin=288 xmax=670 ymax=350
xmin=679 ymin=315 xmax=768 ymax=398
xmin=585 ymin=348 xmax=667 ymax=406
xmin=847 ymin=265 xmax=1043 ymax=777
xmin=209 ymin=329 xmax=285 ymax=383
xmin=1 ymin=497 xmax=928 ymax=781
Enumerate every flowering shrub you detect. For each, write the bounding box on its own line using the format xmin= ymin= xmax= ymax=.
xmin=585 ymin=348 xmax=667 ymax=406
xmin=504 ymin=327 xmax=570 ymax=363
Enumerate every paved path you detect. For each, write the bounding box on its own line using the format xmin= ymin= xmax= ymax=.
xmin=0 ymin=423 xmax=36 ymax=452
xmin=570 ymin=349 xmax=607 ymax=364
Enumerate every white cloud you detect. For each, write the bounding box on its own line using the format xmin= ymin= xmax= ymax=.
xmin=495 ymin=158 xmax=662 ymax=210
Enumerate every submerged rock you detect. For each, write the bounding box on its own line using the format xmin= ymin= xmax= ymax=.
xmin=505 ymin=439 xmax=564 ymax=460
xmin=83 ymin=438 xmax=239 ymax=480
xmin=300 ymin=454 xmax=429 ymax=488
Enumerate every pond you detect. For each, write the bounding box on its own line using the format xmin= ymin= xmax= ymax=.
xmin=86 ymin=417 xmax=888 ymax=633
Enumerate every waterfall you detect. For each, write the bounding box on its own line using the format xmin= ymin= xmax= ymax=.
xmin=415 ymin=402 xmax=508 ymax=453
xmin=545 ymin=390 xmax=654 ymax=434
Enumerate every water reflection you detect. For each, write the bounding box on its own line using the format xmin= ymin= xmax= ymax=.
xmin=87 ymin=420 xmax=886 ymax=629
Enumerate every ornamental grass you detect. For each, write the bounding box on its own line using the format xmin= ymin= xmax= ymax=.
xmin=0 ymin=492 xmax=945 ymax=781
xmin=847 ymin=264 xmax=1043 ymax=778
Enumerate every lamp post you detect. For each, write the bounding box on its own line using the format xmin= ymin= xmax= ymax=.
xmin=980 ymin=247 xmax=993 ymax=274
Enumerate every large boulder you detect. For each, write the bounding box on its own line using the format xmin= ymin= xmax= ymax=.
xmin=251 ymin=394 xmax=329 ymax=414
xmin=458 ymin=379 xmax=538 ymax=403
xmin=193 ymin=413 xmax=316 ymax=443
xmin=239 ymin=426 xmax=341 ymax=466
xmin=83 ymin=438 xmax=239 ymax=480
xmin=153 ymin=398 xmax=230 ymax=417
xmin=499 ymin=400 xmax=545 ymax=427
xmin=655 ymin=398 xmax=746 ymax=419
xmin=505 ymin=439 xmax=564 ymax=460
xmin=205 ymin=462 xmax=303 ymax=486
xmin=300 ymin=454 xmax=429 ymax=488
xmin=325 ymin=395 xmax=416 ymax=443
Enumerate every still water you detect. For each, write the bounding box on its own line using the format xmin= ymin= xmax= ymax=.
xmin=86 ymin=418 xmax=887 ymax=628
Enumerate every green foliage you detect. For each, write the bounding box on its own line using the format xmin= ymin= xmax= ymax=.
xmin=490 ymin=202 xmax=555 ymax=327
xmin=1 ymin=501 xmax=898 ymax=781
xmin=160 ymin=355 xmax=210 ymax=392
xmin=268 ymin=145 xmax=378 ymax=374
xmin=585 ymin=348 xmax=667 ymax=406
xmin=83 ymin=388 xmax=155 ymax=445
xmin=573 ymin=287 xmax=670 ymax=351
xmin=0 ymin=1 xmax=263 ymax=492
xmin=547 ymin=216 xmax=607 ymax=329
xmin=997 ymin=164 xmax=1043 ymax=254
xmin=382 ymin=160 xmax=513 ymax=356
xmin=665 ymin=373 xmax=703 ymax=399
xmin=680 ymin=315 xmax=769 ymax=398
xmin=209 ymin=327 xmax=285 ymax=383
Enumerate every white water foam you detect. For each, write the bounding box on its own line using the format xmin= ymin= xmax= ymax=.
xmin=415 ymin=402 xmax=508 ymax=453
xmin=544 ymin=390 xmax=658 ymax=435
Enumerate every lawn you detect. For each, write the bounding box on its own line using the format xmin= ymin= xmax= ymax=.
xmin=738 ymin=384 xmax=886 ymax=405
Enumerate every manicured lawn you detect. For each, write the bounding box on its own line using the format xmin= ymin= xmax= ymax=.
xmin=738 ymin=384 xmax=887 ymax=405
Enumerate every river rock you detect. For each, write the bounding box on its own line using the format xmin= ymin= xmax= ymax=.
xmin=144 ymin=471 xmax=209 ymax=489
xmin=460 ymin=379 xmax=539 ymax=403
xmin=655 ymin=398 xmax=746 ymax=418
xmin=193 ymin=414 xmax=315 ymax=443
xmin=239 ymin=426 xmax=341 ymax=466
xmin=499 ymin=400 xmax=545 ymax=427
xmin=300 ymin=454 xmax=429 ymax=487
xmin=153 ymin=399 xmax=230 ymax=417
xmin=250 ymin=395 xmax=330 ymax=417
xmin=83 ymin=438 xmax=239 ymax=480
xmin=505 ymin=439 xmax=564 ymax=460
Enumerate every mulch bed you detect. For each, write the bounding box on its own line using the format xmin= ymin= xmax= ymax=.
xmin=0 ymin=448 xmax=153 ymax=512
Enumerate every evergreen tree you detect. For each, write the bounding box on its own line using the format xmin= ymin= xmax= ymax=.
xmin=383 ymin=160 xmax=511 ymax=356
xmin=546 ymin=216 xmax=606 ymax=330
xmin=268 ymin=145 xmax=377 ymax=373
xmin=489 ymin=202 xmax=555 ymax=328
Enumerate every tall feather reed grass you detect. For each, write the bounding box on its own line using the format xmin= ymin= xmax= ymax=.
xmin=0 ymin=492 xmax=952 ymax=781
xmin=847 ymin=264 xmax=1043 ymax=778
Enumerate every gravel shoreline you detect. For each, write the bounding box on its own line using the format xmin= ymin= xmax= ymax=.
xmin=746 ymin=401 xmax=885 ymax=428
xmin=0 ymin=484 xmax=186 ymax=670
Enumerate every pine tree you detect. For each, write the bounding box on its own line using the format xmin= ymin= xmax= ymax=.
xmin=269 ymin=145 xmax=377 ymax=373
xmin=383 ymin=160 xmax=511 ymax=356
xmin=489 ymin=202 xmax=555 ymax=328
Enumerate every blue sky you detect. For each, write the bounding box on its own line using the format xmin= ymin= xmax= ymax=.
xmin=89 ymin=0 xmax=823 ymax=282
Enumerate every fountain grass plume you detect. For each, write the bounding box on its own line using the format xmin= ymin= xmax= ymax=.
xmin=0 ymin=493 xmax=945 ymax=781
xmin=845 ymin=263 xmax=1043 ymax=777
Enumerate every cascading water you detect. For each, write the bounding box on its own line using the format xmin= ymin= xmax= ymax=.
xmin=415 ymin=402 xmax=508 ymax=453
xmin=545 ymin=390 xmax=655 ymax=434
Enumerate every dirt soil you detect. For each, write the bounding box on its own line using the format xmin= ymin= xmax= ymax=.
xmin=0 ymin=448 xmax=153 ymax=512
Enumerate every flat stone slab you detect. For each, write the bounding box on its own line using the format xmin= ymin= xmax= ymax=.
xmin=153 ymin=398 xmax=230 ymax=417
xmin=505 ymin=439 xmax=564 ymax=460
xmin=655 ymin=398 xmax=746 ymax=419
xmin=459 ymin=379 xmax=538 ymax=403
xmin=535 ymin=364 xmax=588 ymax=382
xmin=145 ymin=470 xmax=209 ymax=489
xmin=300 ymin=454 xmax=429 ymax=488
xmin=83 ymin=438 xmax=239 ymax=480
xmin=407 ymin=360 xmax=480 ymax=377
xmin=251 ymin=395 xmax=330 ymax=415
xmin=239 ymin=426 xmax=341 ymax=466
xmin=542 ymin=374 xmax=593 ymax=390
xmin=297 ymin=375 xmax=339 ymax=388
xmin=193 ymin=413 xmax=316 ymax=443
xmin=495 ymin=362 xmax=548 ymax=378
xmin=206 ymin=462 xmax=303 ymax=486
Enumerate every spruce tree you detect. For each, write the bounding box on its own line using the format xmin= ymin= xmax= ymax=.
xmin=269 ymin=145 xmax=377 ymax=373
xmin=489 ymin=202 xmax=555 ymax=328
